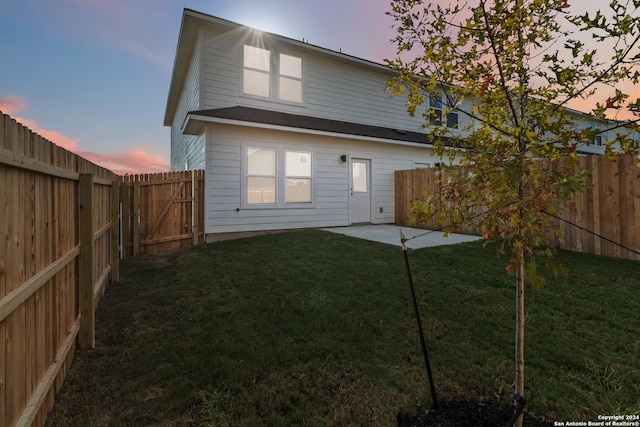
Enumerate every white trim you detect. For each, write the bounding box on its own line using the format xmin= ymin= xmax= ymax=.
xmin=284 ymin=150 xmax=313 ymax=204
xmin=243 ymin=146 xmax=278 ymax=207
xmin=241 ymin=144 xmax=317 ymax=210
xmin=181 ymin=9 xmax=393 ymax=74
xmin=240 ymin=43 xmax=305 ymax=105
xmin=413 ymin=161 xmax=432 ymax=169
xmin=349 ymin=157 xmax=373 ymax=224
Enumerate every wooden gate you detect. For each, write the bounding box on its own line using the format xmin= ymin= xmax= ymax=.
xmin=120 ymin=171 xmax=204 ymax=256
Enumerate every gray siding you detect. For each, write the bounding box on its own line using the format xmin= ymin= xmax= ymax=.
xmin=198 ymin=28 xmax=474 ymax=135
xmin=170 ymin=14 xmax=610 ymax=174
xmin=203 ymin=123 xmax=438 ymax=234
xmin=167 ymin=13 xmax=615 ymax=240
xmin=171 ymin=34 xmax=203 ymax=170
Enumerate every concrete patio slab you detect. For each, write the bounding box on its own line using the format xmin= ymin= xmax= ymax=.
xmin=322 ymin=224 xmax=481 ymax=249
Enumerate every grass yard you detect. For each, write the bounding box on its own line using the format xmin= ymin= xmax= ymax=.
xmin=45 ymin=229 xmax=640 ymax=426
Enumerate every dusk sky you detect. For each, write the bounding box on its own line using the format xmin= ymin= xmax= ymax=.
xmin=0 ymin=0 xmax=396 ymax=175
xmin=0 ymin=1 xmax=634 ymax=175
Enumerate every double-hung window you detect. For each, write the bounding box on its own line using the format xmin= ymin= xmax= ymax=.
xmin=247 ymin=148 xmax=277 ymax=204
xmin=243 ymin=45 xmax=271 ymax=98
xmin=245 ymin=147 xmax=313 ymax=206
xmin=429 ymin=94 xmax=458 ymax=128
xmin=590 ymin=124 xmax=603 ymax=146
xmin=279 ymin=54 xmax=302 ymax=103
xmin=285 ymin=151 xmax=312 ymax=203
xmin=243 ymin=45 xmax=303 ymax=103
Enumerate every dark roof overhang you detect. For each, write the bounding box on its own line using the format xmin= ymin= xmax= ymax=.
xmin=184 ymin=106 xmax=443 ymax=147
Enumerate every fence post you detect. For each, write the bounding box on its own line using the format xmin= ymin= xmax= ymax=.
xmin=133 ymin=180 xmax=140 ymax=256
xmin=79 ymin=173 xmax=95 ymax=349
xmin=120 ymin=178 xmax=128 ymax=259
xmin=111 ymin=179 xmax=120 ymax=281
xmin=192 ymin=171 xmax=200 ymax=245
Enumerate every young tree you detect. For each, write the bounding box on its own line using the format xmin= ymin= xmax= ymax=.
xmin=386 ymin=0 xmax=640 ymax=424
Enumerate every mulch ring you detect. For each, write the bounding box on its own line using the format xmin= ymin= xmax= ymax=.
xmin=397 ymin=399 xmax=554 ymax=427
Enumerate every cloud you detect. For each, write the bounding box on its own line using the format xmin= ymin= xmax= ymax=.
xmin=568 ymin=81 xmax=640 ymax=121
xmin=19 ymin=118 xmax=81 ymax=151
xmin=1 ymin=94 xmax=169 ymax=175
xmin=78 ymin=149 xmax=169 ymax=176
xmin=117 ymin=37 xmax=171 ymax=68
xmin=59 ymin=0 xmax=172 ymax=69
xmin=0 ymin=95 xmax=27 ymax=116
xmin=63 ymin=0 xmax=132 ymax=21
xmin=0 ymin=96 xmax=81 ymax=151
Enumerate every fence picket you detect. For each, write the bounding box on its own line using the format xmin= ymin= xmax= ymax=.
xmin=395 ymin=154 xmax=640 ymax=261
xmin=119 ymin=170 xmax=204 ymax=255
xmin=0 ymin=111 xmax=118 ymax=426
xmin=0 ymin=117 xmax=6 ymax=426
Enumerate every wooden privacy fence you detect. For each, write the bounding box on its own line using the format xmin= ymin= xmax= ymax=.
xmin=120 ymin=170 xmax=204 ymax=257
xmin=0 ymin=111 xmax=119 ymax=427
xmin=395 ymin=153 xmax=640 ymax=261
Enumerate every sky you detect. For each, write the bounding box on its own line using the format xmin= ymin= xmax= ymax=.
xmin=0 ymin=0 xmax=397 ymax=175
xmin=0 ymin=1 xmax=637 ymax=175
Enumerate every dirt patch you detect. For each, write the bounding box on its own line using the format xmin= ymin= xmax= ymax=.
xmin=397 ymin=399 xmax=554 ymax=427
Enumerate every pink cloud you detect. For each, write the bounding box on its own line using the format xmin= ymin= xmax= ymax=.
xmin=78 ymin=149 xmax=169 ymax=176
xmin=568 ymin=81 xmax=640 ymax=121
xmin=0 ymin=95 xmax=27 ymax=116
xmin=1 ymin=95 xmax=78 ymax=150
xmin=1 ymin=95 xmax=169 ymax=175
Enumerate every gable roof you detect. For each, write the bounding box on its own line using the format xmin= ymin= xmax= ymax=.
xmin=185 ymin=106 xmax=438 ymax=146
xmin=164 ymin=9 xmax=392 ymax=127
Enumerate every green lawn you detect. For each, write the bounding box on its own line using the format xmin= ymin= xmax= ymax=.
xmin=46 ymin=230 xmax=640 ymax=426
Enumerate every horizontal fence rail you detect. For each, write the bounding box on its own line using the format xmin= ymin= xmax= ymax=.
xmin=119 ymin=170 xmax=205 ymax=257
xmin=1 ymin=110 xmax=206 ymax=426
xmin=0 ymin=110 xmax=119 ymax=427
xmin=395 ymin=154 xmax=640 ymax=261
xmin=1 ymin=109 xmax=206 ymax=427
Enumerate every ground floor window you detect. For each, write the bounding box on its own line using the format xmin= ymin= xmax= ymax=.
xmin=247 ymin=148 xmax=277 ymax=204
xmin=245 ymin=147 xmax=313 ymax=207
xmin=285 ymin=151 xmax=312 ymax=203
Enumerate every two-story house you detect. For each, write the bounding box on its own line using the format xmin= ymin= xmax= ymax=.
xmin=163 ymin=8 xmax=613 ymax=241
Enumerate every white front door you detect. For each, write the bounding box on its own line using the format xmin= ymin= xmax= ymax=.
xmin=350 ymin=159 xmax=371 ymax=223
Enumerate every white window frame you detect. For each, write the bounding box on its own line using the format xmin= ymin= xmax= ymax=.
xmin=278 ymin=53 xmax=303 ymax=103
xmin=246 ymin=147 xmax=278 ymax=206
xmin=285 ymin=150 xmax=313 ymax=204
xmin=241 ymin=44 xmax=304 ymax=104
xmin=242 ymin=146 xmax=315 ymax=209
xmin=591 ymin=124 xmax=603 ymax=147
xmin=429 ymin=93 xmax=458 ymax=128
xmin=413 ymin=161 xmax=432 ymax=169
xmin=242 ymin=45 xmax=271 ymax=98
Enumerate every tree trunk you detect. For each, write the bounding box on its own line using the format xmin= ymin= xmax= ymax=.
xmin=514 ymin=248 xmax=525 ymax=427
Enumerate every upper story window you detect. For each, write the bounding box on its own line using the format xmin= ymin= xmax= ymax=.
xmin=243 ymin=45 xmax=302 ymax=103
xmin=429 ymin=94 xmax=458 ymax=128
xmin=243 ymin=45 xmax=271 ymax=98
xmin=279 ymin=54 xmax=302 ymax=103
xmin=590 ymin=124 xmax=603 ymax=146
